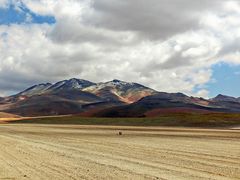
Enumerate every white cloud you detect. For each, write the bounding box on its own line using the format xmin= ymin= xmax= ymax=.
xmin=0 ymin=0 xmax=8 ymax=7
xmin=0 ymin=0 xmax=240 ymax=98
xmin=194 ymin=89 xmax=210 ymax=98
xmin=22 ymin=0 xmax=91 ymax=18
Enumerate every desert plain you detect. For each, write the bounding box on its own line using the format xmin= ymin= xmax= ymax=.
xmin=0 ymin=124 xmax=239 ymax=180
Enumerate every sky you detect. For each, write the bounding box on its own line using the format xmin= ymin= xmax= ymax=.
xmin=0 ymin=0 xmax=240 ymax=98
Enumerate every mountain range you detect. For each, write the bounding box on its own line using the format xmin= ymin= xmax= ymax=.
xmin=1 ymin=78 xmax=240 ymax=117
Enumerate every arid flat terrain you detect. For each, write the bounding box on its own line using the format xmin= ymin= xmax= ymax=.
xmin=0 ymin=124 xmax=239 ymax=180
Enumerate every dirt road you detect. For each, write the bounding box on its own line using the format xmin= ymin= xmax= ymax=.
xmin=0 ymin=124 xmax=239 ymax=180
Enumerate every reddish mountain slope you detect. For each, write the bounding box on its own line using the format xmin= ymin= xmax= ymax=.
xmin=83 ymin=79 xmax=157 ymax=103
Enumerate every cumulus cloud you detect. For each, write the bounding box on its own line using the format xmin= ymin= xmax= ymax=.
xmin=0 ymin=0 xmax=240 ymax=97
xmin=88 ymin=0 xmax=223 ymax=40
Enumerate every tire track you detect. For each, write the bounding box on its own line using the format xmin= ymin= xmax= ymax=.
xmin=0 ymin=124 xmax=239 ymax=180
xmin=1 ymin=133 xmax=234 ymax=180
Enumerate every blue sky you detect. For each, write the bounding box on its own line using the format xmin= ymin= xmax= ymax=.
xmin=0 ymin=0 xmax=240 ymax=98
xmin=206 ymin=64 xmax=240 ymax=98
xmin=190 ymin=63 xmax=240 ymax=98
xmin=0 ymin=3 xmax=55 ymax=24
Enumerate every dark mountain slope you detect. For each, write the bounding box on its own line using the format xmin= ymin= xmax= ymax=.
xmin=6 ymin=95 xmax=82 ymax=116
xmin=211 ymin=94 xmax=240 ymax=103
xmin=2 ymin=78 xmax=240 ymax=117
xmin=95 ymin=92 xmax=227 ymax=117
xmin=48 ymin=89 xmax=103 ymax=102
xmin=209 ymin=94 xmax=240 ymax=112
xmin=6 ymin=89 xmax=123 ymax=116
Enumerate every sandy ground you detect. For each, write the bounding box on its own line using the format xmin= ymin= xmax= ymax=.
xmin=0 ymin=112 xmax=20 ymax=121
xmin=0 ymin=125 xmax=239 ymax=180
xmin=0 ymin=114 xmax=72 ymax=123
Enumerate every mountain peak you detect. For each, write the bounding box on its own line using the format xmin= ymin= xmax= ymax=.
xmin=83 ymin=79 xmax=156 ymax=103
xmin=68 ymin=78 xmax=79 ymax=82
xmin=47 ymin=78 xmax=95 ymax=91
xmin=212 ymin=94 xmax=238 ymax=102
xmin=17 ymin=78 xmax=95 ymax=97
xmin=215 ymin=94 xmax=227 ymax=98
xmin=19 ymin=83 xmax=52 ymax=96
xmin=109 ymin=79 xmax=145 ymax=86
xmin=14 ymin=78 xmax=157 ymax=104
xmin=68 ymin=78 xmax=88 ymax=82
xmin=112 ymin=79 xmax=121 ymax=83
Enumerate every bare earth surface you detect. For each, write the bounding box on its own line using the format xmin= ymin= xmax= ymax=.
xmin=0 ymin=124 xmax=239 ymax=180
